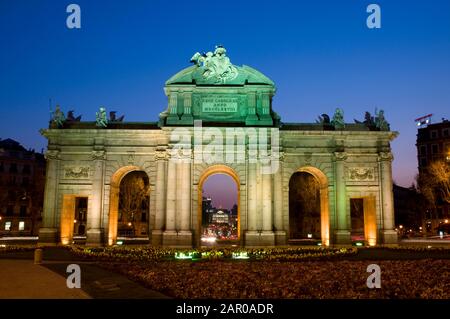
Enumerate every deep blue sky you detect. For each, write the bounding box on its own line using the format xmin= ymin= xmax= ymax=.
xmin=1 ymin=0 xmax=450 ymax=191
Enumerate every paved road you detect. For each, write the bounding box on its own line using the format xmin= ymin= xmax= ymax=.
xmin=0 ymin=259 xmax=91 ymax=299
xmin=0 ymin=248 xmax=170 ymax=299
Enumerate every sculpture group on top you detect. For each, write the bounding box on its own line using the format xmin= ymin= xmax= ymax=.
xmin=316 ymin=108 xmax=390 ymax=131
xmin=190 ymin=45 xmax=239 ymax=84
xmin=50 ymin=105 xmax=125 ymax=128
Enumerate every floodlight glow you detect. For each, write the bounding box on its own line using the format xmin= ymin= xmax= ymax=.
xmin=201 ymin=236 xmax=216 ymax=243
xmin=355 ymin=242 xmax=363 ymax=247
xmin=117 ymin=241 xmax=123 ymax=245
xmin=307 ymin=233 xmax=312 ymax=239
xmin=232 ymin=252 xmax=249 ymax=259
xmin=175 ymin=252 xmax=194 ymax=260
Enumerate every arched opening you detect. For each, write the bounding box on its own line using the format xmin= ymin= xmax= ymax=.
xmin=288 ymin=167 xmax=330 ymax=246
xmin=117 ymin=171 xmax=150 ymax=240
xmin=108 ymin=166 xmax=149 ymax=245
xmin=197 ymin=165 xmax=240 ymax=247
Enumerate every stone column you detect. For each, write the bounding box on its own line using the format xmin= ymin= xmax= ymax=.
xmin=260 ymin=172 xmax=275 ymax=245
xmin=152 ymin=150 xmax=167 ymax=245
xmin=379 ymin=152 xmax=398 ymax=244
xmin=273 ymin=153 xmax=285 ymax=244
xmin=245 ymin=157 xmax=259 ymax=245
xmin=178 ymin=152 xmax=192 ymax=246
xmin=334 ymin=152 xmax=351 ymax=244
xmin=86 ymin=150 xmax=105 ymax=246
xmin=38 ymin=149 xmax=60 ymax=245
xmin=163 ymin=153 xmax=177 ymax=245
xmin=166 ymin=92 xmax=179 ymax=125
xmin=180 ymin=92 xmax=194 ymax=124
xmin=245 ymin=92 xmax=258 ymax=125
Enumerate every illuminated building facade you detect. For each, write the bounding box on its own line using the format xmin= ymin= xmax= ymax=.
xmin=0 ymin=139 xmax=45 ymax=236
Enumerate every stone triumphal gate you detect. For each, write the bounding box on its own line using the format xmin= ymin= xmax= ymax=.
xmin=39 ymin=46 xmax=398 ymax=247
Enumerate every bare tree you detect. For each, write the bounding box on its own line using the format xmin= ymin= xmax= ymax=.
xmin=418 ymin=160 xmax=450 ymax=206
xmin=119 ymin=172 xmax=149 ymax=236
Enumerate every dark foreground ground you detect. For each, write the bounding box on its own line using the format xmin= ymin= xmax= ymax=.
xmin=0 ymin=246 xmax=449 ymax=299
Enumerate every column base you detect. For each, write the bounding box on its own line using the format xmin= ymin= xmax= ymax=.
xmin=259 ymin=231 xmax=275 ymax=246
xmin=86 ymin=228 xmax=104 ymax=246
xmin=162 ymin=230 xmax=192 ymax=247
xmin=177 ymin=230 xmax=193 ymax=247
xmin=334 ymin=230 xmax=351 ymax=245
xmin=38 ymin=228 xmax=58 ymax=245
xmin=151 ymin=230 xmax=163 ymax=246
xmin=245 ymin=231 xmax=275 ymax=246
xmin=166 ymin=114 xmax=194 ymax=125
xmin=274 ymin=231 xmax=287 ymax=245
xmin=382 ymin=230 xmax=398 ymax=245
xmin=245 ymin=114 xmax=259 ymax=126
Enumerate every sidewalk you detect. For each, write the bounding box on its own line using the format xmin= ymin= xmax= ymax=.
xmin=0 ymin=259 xmax=91 ymax=299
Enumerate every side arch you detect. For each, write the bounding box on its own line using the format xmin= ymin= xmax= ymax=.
xmin=290 ymin=166 xmax=330 ymax=246
xmin=108 ymin=165 xmax=143 ymax=245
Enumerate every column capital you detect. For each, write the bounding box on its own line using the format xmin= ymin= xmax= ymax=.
xmin=333 ymin=151 xmax=348 ymax=161
xmin=155 ymin=150 xmax=168 ymax=161
xmin=91 ymin=150 xmax=106 ymax=161
xmin=378 ymin=152 xmax=393 ymax=162
xmin=44 ymin=150 xmax=60 ymax=160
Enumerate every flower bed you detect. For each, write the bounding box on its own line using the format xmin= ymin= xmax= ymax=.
xmin=100 ymin=259 xmax=450 ymax=299
xmin=67 ymin=246 xmax=357 ymax=262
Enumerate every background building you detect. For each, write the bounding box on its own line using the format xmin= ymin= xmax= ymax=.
xmin=0 ymin=138 xmax=45 ymax=236
xmin=416 ymin=119 xmax=450 ymax=233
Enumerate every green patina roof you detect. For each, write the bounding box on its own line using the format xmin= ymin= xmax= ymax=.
xmin=165 ymin=46 xmax=274 ymax=86
xmin=166 ymin=64 xmax=274 ymax=86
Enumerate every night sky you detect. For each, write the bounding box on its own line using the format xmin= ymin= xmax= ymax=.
xmin=203 ymin=174 xmax=238 ymax=210
xmin=1 ymin=0 xmax=450 ymax=205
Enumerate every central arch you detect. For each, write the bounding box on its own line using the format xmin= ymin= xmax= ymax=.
xmin=289 ymin=166 xmax=330 ymax=246
xmin=197 ymin=165 xmax=240 ymax=247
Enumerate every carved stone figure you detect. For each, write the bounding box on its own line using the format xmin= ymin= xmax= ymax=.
xmin=96 ymin=107 xmax=108 ymax=128
xmin=317 ymin=113 xmax=330 ymax=124
xmin=190 ymin=45 xmax=238 ymax=83
xmin=354 ymin=111 xmax=375 ymax=126
xmin=331 ymin=108 xmax=345 ymax=129
xmin=375 ymin=109 xmax=389 ymax=131
xmin=67 ymin=110 xmax=82 ymax=122
xmin=109 ymin=111 xmax=124 ymax=122
xmin=51 ymin=105 xmax=65 ymax=128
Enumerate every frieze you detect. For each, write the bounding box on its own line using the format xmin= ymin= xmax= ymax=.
xmin=91 ymin=150 xmax=106 ymax=160
xmin=64 ymin=166 xmax=90 ymax=179
xmin=347 ymin=167 xmax=375 ymax=181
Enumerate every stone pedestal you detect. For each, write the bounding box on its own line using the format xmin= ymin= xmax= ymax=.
xmin=38 ymin=228 xmax=58 ymax=245
xmin=382 ymin=230 xmax=398 ymax=245
xmin=334 ymin=230 xmax=351 ymax=245
xmin=162 ymin=230 xmax=192 ymax=247
xmin=177 ymin=230 xmax=193 ymax=247
xmin=151 ymin=230 xmax=163 ymax=246
xmin=162 ymin=230 xmax=178 ymax=246
xmin=259 ymin=231 xmax=275 ymax=246
xmin=245 ymin=231 xmax=275 ymax=246
xmin=244 ymin=231 xmax=260 ymax=246
xmin=274 ymin=230 xmax=287 ymax=245
xmin=86 ymin=228 xmax=104 ymax=246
